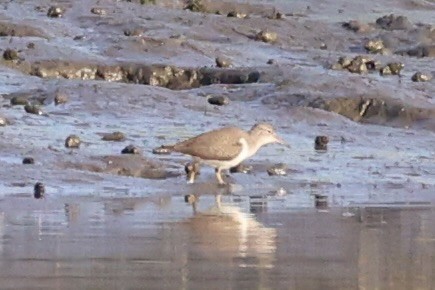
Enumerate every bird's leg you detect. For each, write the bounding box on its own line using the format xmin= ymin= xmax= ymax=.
xmin=215 ymin=168 xmax=226 ymax=185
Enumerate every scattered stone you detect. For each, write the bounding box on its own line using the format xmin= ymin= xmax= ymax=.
xmin=185 ymin=162 xmax=200 ymax=183
xmin=24 ymin=104 xmax=43 ymax=115
xmin=269 ymin=187 xmax=287 ymax=197
xmin=267 ymin=59 xmax=277 ymax=65
xmin=320 ymin=42 xmax=327 ymax=50
xmin=314 ymin=136 xmax=329 ymax=150
xmin=397 ymin=45 xmax=435 ymax=58
xmin=347 ymin=56 xmax=368 ymax=74
xmin=230 ymin=163 xmax=253 ymax=174
xmin=23 ymin=157 xmax=35 ymax=164
xmin=208 ymin=95 xmax=230 ymax=106
xmin=47 ymin=6 xmax=64 ymax=18
xmin=10 ymin=96 xmax=29 ymax=106
xmin=411 ymin=72 xmax=431 ymax=82
xmin=268 ymin=11 xmax=284 ymax=20
xmin=215 ymin=57 xmax=232 ymax=68
xmin=124 ymin=28 xmax=144 ymax=37
xmin=255 ymin=30 xmax=277 ymax=43
xmin=3 ymin=48 xmax=19 ymax=61
xmin=380 ymin=62 xmax=404 ymax=76
xmin=365 ymin=60 xmax=381 ymax=71
xmin=90 ymin=7 xmax=106 ymax=15
xmin=101 ymin=131 xmax=126 ymax=141
xmin=227 ymin=11 xmax=247 ymax=18
xmin=314 ymin=194 xmax=328 ymax=209
xmin=121 ymin=145 xmax=140 ymax=154
xmin=338 ymin=56 xmax=352 ymax=68
xmin=34 ymin=182 xmax=45 ymax=199
xmin=364 ymin=39 xmax=385 ymax=53
xmin=267 ymin=163 xmax=288 ymax=176
xmin=342 ymin=20 xmax=372 ymax=33
xmin=27 ymin=42 xmax=35 ymax=49
xmin=152 ymin=145 xmax=171 ymax=155
xmin=54 ymin=93 xmax=68 ymax=105
xmin=0 ymin=117 xmax=8 ymax=126
xmin=184 ymin=0 xmax=207 ymax=12
xmin=65 ymin=135 xmax=81 ymax=148
xmin=375 ymin=14 xmax=412 ymax=30
xmin=184 ymin=194 xmax=197 ymax=204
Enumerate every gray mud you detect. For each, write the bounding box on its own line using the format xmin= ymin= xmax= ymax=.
xmin=0 ymin=0 xmax=434 ymax=289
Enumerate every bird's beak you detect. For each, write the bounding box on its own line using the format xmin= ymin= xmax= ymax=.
xmin=275 ymin=134 xmax=290 ymax=148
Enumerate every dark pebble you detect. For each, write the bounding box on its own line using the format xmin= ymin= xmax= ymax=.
xmin=65 ymin=135 xmax=81 ymax=148
xmin=267 ymin=163 xmax=288 ymax=176
xmin=3 ymin=48 xmax=19 ymax=60
xmin=47 ymin=6 xmax=64 ymax=18
xmin=10 ymin=96 xmax=29 ymax=105
xmin=90 ymin=7 xmax=106 ymax=15
xmin=208 ymin=95 xmax=230 ymax=106
xmin=411 ymin=72 xmax=431 ymax=82
xmin=24 ymin=104 xmax=43 ymax=115
xmin=54 ymin=94 xmax=68 ymax=105
xmin=315 ymin=136 xmax=329 ymax=150
xmin=314 ymin=194 xmax=328 ymax=209
xmin=23 ymin=157 xmax=35 ymax=164
xmin=121 ymin=145 xmax=140 ymax=154
xmin=101 ymin=131 xmax=125 ymax=141
xmin=34 ymin=182 xmax=45 ymax=199
xmin=230 ymin=163 xmax=252 ymax=174
xmin=152 ymin=146 xmax=172 ymax=155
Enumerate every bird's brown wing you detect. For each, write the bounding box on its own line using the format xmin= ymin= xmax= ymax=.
xmin=172 ymin=127 xmax=247 ymax=161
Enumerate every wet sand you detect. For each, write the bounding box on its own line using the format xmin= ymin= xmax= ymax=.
xmin=0 ymin=0 xmax=434 ymax=288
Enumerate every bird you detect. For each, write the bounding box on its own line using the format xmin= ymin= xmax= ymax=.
xmin=160 ymin=123 xmax=286 ymax=184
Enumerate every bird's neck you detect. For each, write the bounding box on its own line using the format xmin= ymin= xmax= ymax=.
xmin=246 ymin=134 xmax=264 ymax=157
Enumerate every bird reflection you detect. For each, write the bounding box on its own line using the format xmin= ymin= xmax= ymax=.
xmin=183 ymin=190 xmax=277 ymax=269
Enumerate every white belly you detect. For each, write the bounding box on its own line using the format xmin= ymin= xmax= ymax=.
xmin=196 ymin=138 xmax=250 ymax=170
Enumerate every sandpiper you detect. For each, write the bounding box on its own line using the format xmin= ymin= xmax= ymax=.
xmin=161 ymin=123 xmax=286 ymax=184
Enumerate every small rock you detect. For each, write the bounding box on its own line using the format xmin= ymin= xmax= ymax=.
xmin=365 ymin=60 xmax=381 ymax=71
xmin=54 ymin=93 xmax=68 ymax=105
xmin=215 ymin=57 xmax=232 ymax=68
xmin=267 ymin=59 xmax=277 ymax=65
xmin=255 ymin=30 xmax=277 ymax=43
xmin=121 ymin=145 xmax=140 ymax=154
xmin=208 ymin=95 xmax=230 ymax=106
xmin=3 ymin=48 xmax=19 ymax=61
xmin=184 ymin=0 xmax=207 ymax=12
xmin=364 ymin=39 xmax=385 ymax=53
xmin=411 ymin=72 xmax=431 ymax=82
xmin=124 ymin=28 xmax=144 ymax=37
xmin=330 ymin=63 xmax=343 ymax=70
xmin=342 ymin=20 xmax=372 ymax=33
xmin=267 ymin=163 xmax=288 ymax=176
xmin=380 ymin=62 xmax=404 ymax=76
xmin=27 ymin=42 xmax=35 ymax=49
xmin=376 ymin=14 xmax=412 ymax=30
xmin=314 ymin=136 xmax=329 ymax=150
xmin=347 ymin=57 xmax=368 ymax=74
xmin=152 ymin=145 xmax=172 ymax=155
xmin=101 ymin=131 xmax=125 ymax=141
xmin=47 ymin=6 xmax=64 ymax=18
xmin=227 ymin=11 xmax=247 ymax=18
xmin=24 ymin=104 xmax=43 ymax=115
xmin=34 ymin=182 xmax=45 ymax=199
xmin=230 ymin=163 xmax=253 ymax=174
xmin=0 ymin=117 xmax=8 ymax=126
xmin=65 ymin=135 xmax=81 ymax=148
xmin=90 ymin=7 xmax=106 ymax=15
xmin=388 ymin=62 xmax=404 ymax=75
xmin=23 ymin=157 xmax=35 ymax=164
xmin=338 ymin=56 xmax=352 ymax=68
xmin=268 ymin=11 xmax=284 ymax=20
xmin=320 ymin=43 xmax=327 ymax=50
xmin=314 ymin=194 xmax=328 ymax=209
xmin=10 ymin=96 xmax=29 ymax=106
xmin=184 ymin=194 xmax=197 ymax=204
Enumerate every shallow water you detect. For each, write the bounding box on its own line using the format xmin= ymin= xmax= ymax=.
xmin=0 ymin=193 xmax=434 ymax=289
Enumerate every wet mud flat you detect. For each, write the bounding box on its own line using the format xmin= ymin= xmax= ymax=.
xmin=0 ymin=0 xmax=435 ymax=289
